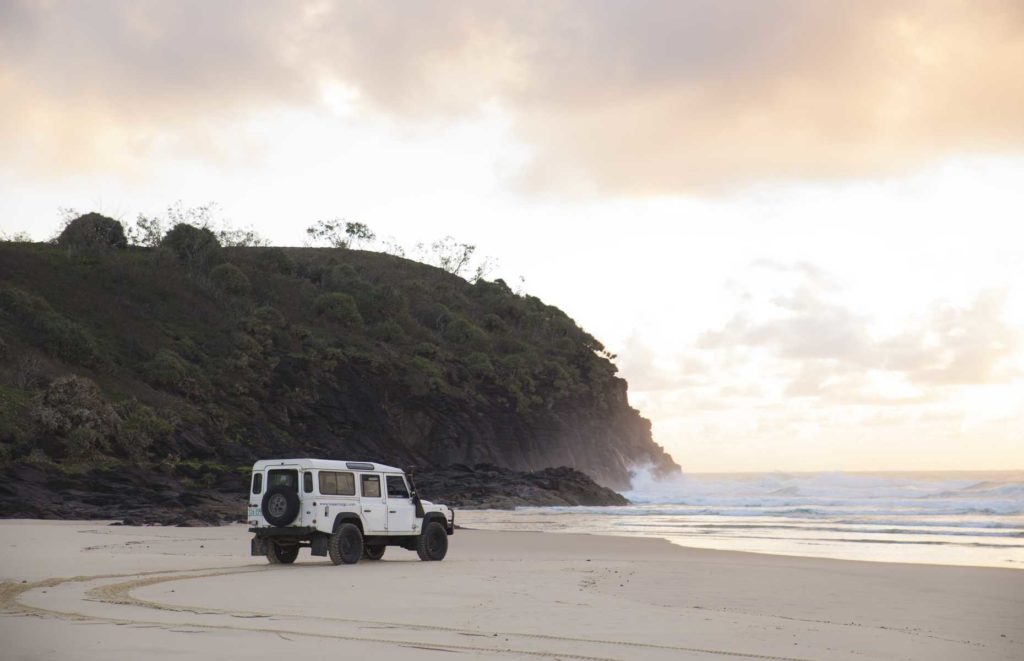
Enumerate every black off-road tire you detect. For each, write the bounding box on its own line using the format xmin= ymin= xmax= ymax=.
xmin=329 ymin=523 xmax=363 ymax=565
xmin=417 ymin=521 xmax=448 ymax=561
xmin=261 ymin=486 xmax=300 ymax=527
xmin=266 ymin=541 xmax=299 ymax=565
xmin=363 ymin=544 xmax=386 ymax=560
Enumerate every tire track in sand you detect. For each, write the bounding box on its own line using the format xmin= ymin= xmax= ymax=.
xmin=5 ymin=566 xmax=817 ymax=661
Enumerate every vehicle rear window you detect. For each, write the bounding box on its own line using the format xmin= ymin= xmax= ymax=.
xmin=319 ymin=471 xmax=356 ymax=496
xmin=361 ymin=474 xmax=381 ymax=498
xmin=386 ymin=475 xmax=409 ymax=498
xmin=268 ymin=469 xmax=298 ymax=491
xmin=251 ymin=473 xmax=263 ymax=494
xmin=303 ymin=472 xmax=313 ymax=493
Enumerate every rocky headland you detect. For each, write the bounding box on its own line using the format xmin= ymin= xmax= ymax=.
xmin=0 ymin=217 xmax=678 ymax=523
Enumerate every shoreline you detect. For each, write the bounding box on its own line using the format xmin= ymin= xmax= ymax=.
xmin=3 ymin=511 xmax=1021 ymax=571
xmin=455 ymin=503 xmax=1024 ymax=570
xmin=2 ymin=519 xmax=1023 ymax=660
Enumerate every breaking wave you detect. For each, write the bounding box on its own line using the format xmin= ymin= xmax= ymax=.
xmin=460 ymin=468 xmax=1024 ymax=567
xmin=622 ymin=467 xmax=1024 ymax=517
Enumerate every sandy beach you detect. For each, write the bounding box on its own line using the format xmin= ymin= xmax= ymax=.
xmin=1 ymin=520 xmax=1021 ymax=660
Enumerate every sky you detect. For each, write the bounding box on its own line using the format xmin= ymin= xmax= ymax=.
xmin=2 ymin=0 xmax=1023 ymax=472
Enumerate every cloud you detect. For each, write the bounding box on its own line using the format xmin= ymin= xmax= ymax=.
xmin=615 ymin=334 xmax=710 ymax=392
xmin=696 ymin=264 xmax=1021 ymax=402
xmin=3 ymin=1 xmax=1024 ymax=190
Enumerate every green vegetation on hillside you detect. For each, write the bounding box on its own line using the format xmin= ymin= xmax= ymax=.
xmin=0 ymin=212 xmax=645 ymax=480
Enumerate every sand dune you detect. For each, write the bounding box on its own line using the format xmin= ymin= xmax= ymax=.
xmin=1 ymin=520 xmax=1021 ymax=660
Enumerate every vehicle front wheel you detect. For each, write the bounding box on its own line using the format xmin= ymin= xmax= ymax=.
xmin=266 ymin=541 xmax=299 ymax=565
xmin=416 ymin=521 xmax=448 ymax=561
xmin=329 ymin=523 xmax=363 ymax=565
xmin=363 ymin=544 xmax=386 ymax=560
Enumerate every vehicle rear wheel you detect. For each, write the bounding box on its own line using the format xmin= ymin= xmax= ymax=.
xmin=416 ymin=521 xmax=448 ymax=561
xmin=266 ymin=541 xmax=299 ymax=565
xmin=329 ymin=523 xmax=363 ymax=565
xmin=363 ymin=544 xmax=386 ymax=560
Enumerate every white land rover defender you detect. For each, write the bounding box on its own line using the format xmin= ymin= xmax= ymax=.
xmin=248 ymin=459 xmax=454 ymax=565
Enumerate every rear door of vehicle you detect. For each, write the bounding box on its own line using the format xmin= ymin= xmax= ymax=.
xmin=252 ymin=464 xmax=300 ymax=526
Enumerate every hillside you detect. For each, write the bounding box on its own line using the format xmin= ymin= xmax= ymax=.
xmin=0 ymin=233 xmax=678 ymax=520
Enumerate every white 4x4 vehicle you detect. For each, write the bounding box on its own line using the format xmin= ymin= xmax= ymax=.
xmin=248 ymin=459 xmax=454 ymax=565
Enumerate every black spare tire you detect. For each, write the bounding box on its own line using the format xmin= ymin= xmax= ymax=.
xmin=261 ymin=485 xmax=300 ymax=527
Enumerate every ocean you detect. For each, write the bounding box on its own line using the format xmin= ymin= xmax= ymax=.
xmin=458 ymin=469 xmax=1024 ymax=568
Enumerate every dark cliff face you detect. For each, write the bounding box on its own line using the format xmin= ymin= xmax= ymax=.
xmin=247 ymin=353 xmax=676 ymax=490
xmin=0 ymin=241 xmax=680 ymax=509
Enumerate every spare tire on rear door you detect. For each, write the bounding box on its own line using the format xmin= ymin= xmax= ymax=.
xmin=261 ymin=485 xmax=300 ymax=527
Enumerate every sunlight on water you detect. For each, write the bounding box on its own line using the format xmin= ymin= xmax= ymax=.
xmin=459 ymin=470 xmax=1024 ymax=568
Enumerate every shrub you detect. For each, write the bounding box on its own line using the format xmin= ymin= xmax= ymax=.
xmin=414 ymin=302 xmax=452 ymax=331
xmin=252 ymin=306 xmax=285 ymax=328
xmin=0 ymin=287 xmax=98 ymax=365
xmin=160 ymin=223 xmax=222 ymax=273
xmin=30 ymin=375 xmax=120 ymax=458
xmin=444 ymin=317 xmax=489 ymax=350
xmin=322 ymin=264 xmax=360 ymax=291
xmin=114 ymin=399 xmax=172 ymax=459
xmin=360 ymin=285 xmax=408 ymax=324
xmin=264 ymin=248 xmax=295 ymax=275
xmin=369 ymin=319 xmax=405 ymax=342
xmin=464 ymin=352 xmax=495 ymax=379
xmin=65 ymin=427 xmax=109 ymax=460
xmin=481 ymin=313 xmax=506 ymax=332
xmin=209 ymin=262 xmax=251 ymax=296
xmin=56 ymin=213 xmax=127 ymax=252
xmin=146 ymin=349 xmax=203 ymax=397
xmin=315 ymin=293 xmax=363 ymax=327
xmin=405 ymin=356 xmax=446 ymax=396
xmin=413 ymin=342 xmax=440 ymax=358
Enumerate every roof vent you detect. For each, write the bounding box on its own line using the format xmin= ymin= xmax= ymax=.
xmin=345 ymin=462 xmax=375 ymax=470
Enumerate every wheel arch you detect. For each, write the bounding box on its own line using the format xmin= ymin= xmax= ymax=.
xmin=421 ymin=512 xmax=448 ymax=532
xmin=333 ymin=512 xmax=364 ymax=534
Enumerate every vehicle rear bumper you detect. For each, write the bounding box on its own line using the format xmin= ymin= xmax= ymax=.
xmin=249 ymin=526 xmax=317 ymax=538
xmin=250 ymin=527 xmax=321 ymax=556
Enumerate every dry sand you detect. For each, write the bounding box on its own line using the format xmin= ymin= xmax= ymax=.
xmin=0 ymin=520 xmax=1021 ymax=660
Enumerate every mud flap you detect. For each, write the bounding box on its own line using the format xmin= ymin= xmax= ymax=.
xmin=311 ymin=533 xmax=328 ymax=557
xmin=251 ymin=536 xmax=268 ymax=556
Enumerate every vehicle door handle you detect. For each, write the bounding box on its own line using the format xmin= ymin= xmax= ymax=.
xmin=363 ymin=509 xmax=372 ymax=512
xmin=389 ymin=510 xmax=397 ymax=513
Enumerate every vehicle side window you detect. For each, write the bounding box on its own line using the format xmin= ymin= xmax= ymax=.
xmin=251 ymin=473 xmax=263 ymax=494
xmin=361 ymin=474 xmax=381 ymax=498
xmin=268 ymin=469 xmax=298 ymax=491
xmin=386 ymin=475 xmax=409 ymax=498
xmin=319 ymin=471 xmax=355 ymax=496
xmin=303 ymin=472 xmax=313 ymax=493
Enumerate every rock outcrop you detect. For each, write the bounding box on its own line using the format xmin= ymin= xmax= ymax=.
xmin=414 ymin=464 xmax=630 ymax=509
